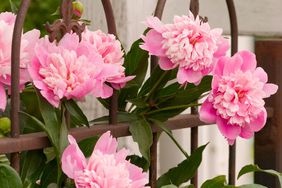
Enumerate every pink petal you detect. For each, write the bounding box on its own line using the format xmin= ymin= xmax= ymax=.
xmin=240 ymin=125 xmax=254 ymax=139
xmin=0 ymin=84 xmax=7 ymax=111
xmin=177 ymin=68 xmax=203 ymax=84
xmin=253 ymin=67 xmax=268 ymax=83
xmin=140 ymin=29 xmax=166 ymax=57
xmin=61 ymin=135 xmax=86 ymax=179
xmin=213 ymin=56 xmax=229 ymax=76
xmin=263 ymin=83 xmax=278 ymax=98
xmin=144 ymin=16 xmax=166 ymax=33
xmin=223 ymin=54 xmax=243 ymax=75
xmin=159 ymin=57 xmax=175 ymax=70
xmin=199 ymin=99 xmax=217 ymax=123
xmin=249 ymin=109 xmax=267 ymax=132
xmin=216 ymin=117 xmax=241 ymax=140
xmin=214 ymin=37 xmax=229 ymax=58
xmin=238 ymin=50 xmax=257 ymax=72
xmin=92 ymin=81 xmax=113 ymax=99
xmin=93 ymin=131 xmax=118 ymax=154
xmin=40 ymin=90 xmax=60 ymax=108
xmin=59 ymin=33 xmax=79 ymax=50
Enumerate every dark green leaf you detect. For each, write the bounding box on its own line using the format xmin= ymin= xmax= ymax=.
xmin=161 ymin=185 xmax=178 ymax=188
xmin=126 ymin=155 xmax=150 ymax=171
xmin=238 ymin=164 xmax=282 ymax=186
xmin=129 ymin=118 xmax=153 ymax=162
xmin=0 ymin=164 xmax=23 ymax=188
xmin=43 ymin=147 xmax=56 ymax=163
xmin=90 ymin=112 xmax=139 ymax=124
xmin=9 ymin=0 xmax=18 ymax=13
xmin=118 ymin=38 xmax=149 ymax=110
xmin=78 ymin=136 xmax=99 ymax=157
xmin=237 ymin=184 xmax=267 ymax=188
xmin=157 ymin=144 xmax=208 ymax=188
xmin=64 ymin=99 xmax=89 ymax=127
xmin=40 ymin=160 xmax=58 ymax=188
xmin=21 ymin=150 xmax=45 ymax=186
xmin=201 ymin=175 xmax=226 ymax=188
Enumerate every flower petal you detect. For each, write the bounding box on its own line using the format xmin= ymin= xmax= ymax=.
xmin=159 ymin=57 xmax=175 ymax=70
xmin=249 ymin=109 xmax=267 ymax=132
xmin=62 ymin=135 xmax=86 ymax=179
xmin=144 ymin=16 xmax=166 ymax=33
xmin=216 ymin=117 xmax=241 ymax=140
xmin=240 ymin=125 xmax=254 ymax=139
xmin=238 ymin=50 xmax=257 ymax=72
xmin=177 ymin=68 xmax=202 ymax=84
xmin=263 ymin=83 xmax=278 ymax=98
xmin=223 ymin=54 xmax=243 ymax=75
xmin=0 ymin=84 xmax=6 ymax=111
xmin=140 ymin=29 xmax=166 ymax=56
xmin=93 ymin=131 xmax=118 ymax=154
xmin=199 ymin=99 xmax=217 ymax=123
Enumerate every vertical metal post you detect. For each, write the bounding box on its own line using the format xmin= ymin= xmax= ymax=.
xmin=226 ymin=0 xmax=238 ymax=185
xmin=189 ymin=0 xmax=199 ymax=187
xmin=149 ymin=1 xmax=167 ymax=187
xmin=10 ymin=0 xmax=31 ymax=172
xmin=101 ymin=0 xmax=118 ymax=125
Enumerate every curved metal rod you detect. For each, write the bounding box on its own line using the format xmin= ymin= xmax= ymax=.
xmin=154 ymin=0 xmax=167 ymax=19
xmin=226 ymin=0 xmax=238 ymax=185
xmin=11 ymin=0 xmax=31 ymax=172
xmin=101 ymin=0 xmax=118 ymax=125
xmin=101 ymin=0 xmax=117 ymax=35
xmin=189 ymin=0 xmax=199 ymax=17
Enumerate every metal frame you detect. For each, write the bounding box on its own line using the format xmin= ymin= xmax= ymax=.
xmin=1 ymin=0 xmax=276 ymax=188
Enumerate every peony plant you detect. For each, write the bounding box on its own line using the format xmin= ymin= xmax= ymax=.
xmin=0 ymin=2 xmax=280 ymax=188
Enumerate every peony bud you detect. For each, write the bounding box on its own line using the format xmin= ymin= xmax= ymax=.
xmin=72 ymin=1 xmax=84 ymax=19
xmin=0 ymin=117 xmax=11 ymax=135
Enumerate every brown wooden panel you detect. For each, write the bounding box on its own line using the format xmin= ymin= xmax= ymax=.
xmin=255 ymin=40 xmax=282 ymax=188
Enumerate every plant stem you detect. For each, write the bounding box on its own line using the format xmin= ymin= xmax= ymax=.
xmin=145 ymin=71 xmax=169 ymax=102
xmin=145 ymin=103 xmax=201 ymax=115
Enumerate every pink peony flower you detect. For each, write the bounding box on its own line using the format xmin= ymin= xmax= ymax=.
xmin=199 ymin=51 xmax=278 ymax=144
xmin=62 ymin=131 xmax=149 ymax=188
xmin=0 ymin=12 xmax=40 ymax=111
xmin=28 ymin=33 xmax=106 ymax=107
xmin=140 ymin=11 xmax=229 ymax=85
xmin=82 ymin=29 xmax=134 ymax=98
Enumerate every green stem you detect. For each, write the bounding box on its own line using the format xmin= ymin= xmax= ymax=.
xmin=145 ymin=103 xmax=201 ymax=115
xmin=144 ymin=71 xmax=169 ymax=101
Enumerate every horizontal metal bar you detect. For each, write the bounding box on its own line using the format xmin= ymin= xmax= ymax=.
xmin=0 ymin=114 xmax=205 ymax=154
xmin=0 ymin=107 xmax=274 ymax=154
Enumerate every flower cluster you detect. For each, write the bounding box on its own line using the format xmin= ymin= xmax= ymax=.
xmin=28 ymin=29 xmax=133 ymax=107
xmin=199 ymin=51 xmax=278 ymax=144
xmin=140 ymin=11 xmax=229 ymax=85
xmin=0 ymin=12 xmax=40 ymax=110
xmin=62 ymin=131 xmax=149 ymax=188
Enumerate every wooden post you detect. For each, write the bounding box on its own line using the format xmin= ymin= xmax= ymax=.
xmin=255 ymin=40 xmax=282 ymax=188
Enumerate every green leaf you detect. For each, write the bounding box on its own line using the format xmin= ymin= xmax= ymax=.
xmin=161 ymin=185 xmax=178 ymax=188
xmin=118 ymin=38 xmax=149 ymax=110
xmin=238 ymin=164 xmax=282 ymax=186
xmin=90 ymin=112 xmax=139 ymax=124
xmin=40 ymin=160 xmax=58 ymax=188
xmin=126 ymin=155 xmax=150 ymax=171
xmin=0 ymin=154 xmax=9 ymax=165
xmin=157 ymin=144 xmax=208 ymax=188
xmin=9 ymin=0 xmax=18 ymax=13
xmin=201 ymin=175 xmax=226 ymax=188
xmin=129 ymin=118 xmax=153 ymax=162
xmin=64 ymin=99 xmax=89 ymax=127
xmin=237 ymin=184 xmax=267 ymax=188
xmin=44 ymin=147 xmax=56 ymax=163
xmin=78 ymin=136 xmax=99 ymax=157
xmin=0 ymin=164 xmax=23 ymax=188
xmin=35 ymin=89 xmax=60 ymax=152
xmin=21 ymin=150 xmax=45 ymax=186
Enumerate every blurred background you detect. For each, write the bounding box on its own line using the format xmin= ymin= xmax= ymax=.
xmin=1 ymin=0 xmax=281 ymax=185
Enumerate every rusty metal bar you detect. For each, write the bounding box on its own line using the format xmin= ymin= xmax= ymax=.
xmin=101 ymin=0 xmax=118 ymax=125
xmin=226 ymin=0 xmax=238 ymax=185
xmin=149 ymin=1 xmax=167 ymax=186
xmin=0 ymin=114 xmax=206 ymax=154
xmin=10 ymin=0 xmax=31 ymax=172
xmin=189 ymin=0 xmax=200 ymax=187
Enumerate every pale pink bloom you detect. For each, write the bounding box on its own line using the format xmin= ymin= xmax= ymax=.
xmin=28 ymin=33 xmax=105 ymax=107
xmin=0 ymin=12 xmax=40 ymax=110
xmin=199 ymin=51 xmax=278 ymax=144
xmin=140 ymin=12 xmax=229 ymax=85
xmin=62 ymin=131 xmax=149 ymax=188
xmin=82 ymin=28 xmax=134 ymax=97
